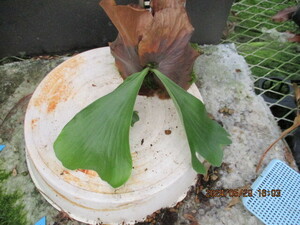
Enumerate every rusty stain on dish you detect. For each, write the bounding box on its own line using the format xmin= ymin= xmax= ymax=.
xmin=47 ymin=178 xmax=131 ymax=211
xmin=33 ymin=55 xmax=85 ymax=113
xmin=131 ymin=151 xmax=138 ymax=158
xmin=63 ymin=170 xmax=142 ymax=194
xmin=31 ymin=118 xmax=40 ymax=129
xmin=33 ymin=161 xmax=134 ymax=211
xmin=77 ymin=169 xmax=98 ymax=177
xmin=60 ymin=170 xmax=70 ymax=175
xmin=63 ymin=173 xmax=80 ymax=183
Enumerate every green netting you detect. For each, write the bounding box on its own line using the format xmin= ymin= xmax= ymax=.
xmin=225 ymin=0 xmax=300 ymax=129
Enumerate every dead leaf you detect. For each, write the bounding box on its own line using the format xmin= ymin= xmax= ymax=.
xmin=272 ymin=6 xmax=298 ymax=22
xmin=289 ymin=34 xmax=300 ymax=43
xmin=203 ymin=173 xmax=210 ymax=182
xmin=203 ymin=162 xmax=211 ymax=181
xmin=0 ymin=93 xmax=32 ymax=131
xmin=226 ymin=197 xmax=241 ymax=209
xmin=225 ymin=185 xmax=250 ymax=209
xmin=169 ymin=208 xmax=178 ymax=213
xmin=183 ymin=213 xmax=197 ymax=222
xmin=223 ymin=21 xmax=236 ymax=39
xmin=56 ymin=211 xmax=73 ymax=222
xmin=284 ymin=146 xmax=295 ymax=168
xmin=293 ymin=83 xmax=300 ymax=110
xmin=190 ymin=222 xmax=200 ymax=225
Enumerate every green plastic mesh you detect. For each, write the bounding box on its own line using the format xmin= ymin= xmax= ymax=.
xmin=225 ymin=0 xmax=300 ymax=129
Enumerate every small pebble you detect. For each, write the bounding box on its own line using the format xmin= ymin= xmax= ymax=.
xmin=228 ymin=109 xmax=234 ymax=115
xmin=22 ymin=171 xmax=29 ymax=176
xmin=165 ymin=129 xmax=172 ymax=135
xmin=227 ymin=167 xmax=233 ymax=173
xmin=219 ymin=107 xmax=234 ymax=115
xmin=12 ymin=168 xmax=18 ymax=176
xmin=210 ymin=174 xmax=218 ymax=181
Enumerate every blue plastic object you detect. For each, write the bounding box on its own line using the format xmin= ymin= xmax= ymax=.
xmin=35 ymin=216 xmax=46 ymax=225
xmin=242 ymin=159 xmax=300 ymax=225
xmin=0 ymin=145 xmax=5 ymax=152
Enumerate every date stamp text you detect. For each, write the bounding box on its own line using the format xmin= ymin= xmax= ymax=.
xmin=205 ymin=189 xmax=281 ymax=198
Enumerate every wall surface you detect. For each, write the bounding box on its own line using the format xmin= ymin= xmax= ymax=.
xmin=0 ymin=0 xmax=137 ymax=58
xmin=0 ymin=0 xmax=233 ymax=58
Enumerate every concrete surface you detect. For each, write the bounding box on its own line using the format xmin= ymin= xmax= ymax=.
xmin=0 ymin=44 xmax=296 ymax=225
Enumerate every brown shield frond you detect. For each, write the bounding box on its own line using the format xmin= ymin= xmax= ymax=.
xmin=138 ymin=6 xmax=199 ymax=93
xmin=100 ymin=0 xmax=199 ymax=98
xmin=100 ymin=0 xmax=152 ymax=79
xmin=100 ymin=0 xmax=152 ymax=46
xmin=109 ymin=35 xmax=143 ymax=79
xmin=150 ymin=0 xmax=186 ymax=13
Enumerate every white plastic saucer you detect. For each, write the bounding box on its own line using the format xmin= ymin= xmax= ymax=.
xmin=24 ymin=47 xmax=202 ymax=224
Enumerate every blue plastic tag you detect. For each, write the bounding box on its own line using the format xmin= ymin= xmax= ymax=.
xmin=0 ymin=145 xmax=6 ymax=152
xmin=242 ymin=159 xmax=300 ymax=225
xmin=35 ymin=216 xmax=46 ymax=225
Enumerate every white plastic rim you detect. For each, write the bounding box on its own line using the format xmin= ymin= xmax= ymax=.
xmin=24 ymin=47 xmax=203 ymax=225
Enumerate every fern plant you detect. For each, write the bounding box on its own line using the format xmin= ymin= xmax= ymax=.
xmin=54 ymin=0 xmax=231 ymax=188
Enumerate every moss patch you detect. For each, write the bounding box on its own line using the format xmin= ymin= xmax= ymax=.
xmin=0 ymin=170 xmax=27 ymax=225
xmin=189 ymin=70 xmax=197 ymax=84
